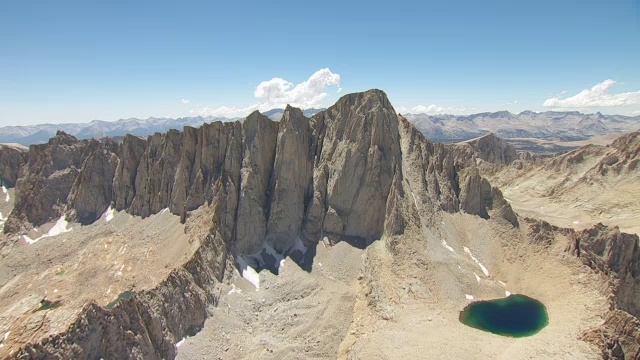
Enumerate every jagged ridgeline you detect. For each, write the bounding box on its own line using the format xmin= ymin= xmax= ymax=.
xmin=4 ymin=90 xmax=517 ymax=254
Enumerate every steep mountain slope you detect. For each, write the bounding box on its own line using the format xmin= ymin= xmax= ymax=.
xmin=0 ymin=90 xmax=638 ymax=359
xmin=405 ymin=111 xmax=640 ymax=142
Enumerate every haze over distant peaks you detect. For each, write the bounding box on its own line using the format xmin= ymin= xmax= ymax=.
xmin=404 ymin=110 xmax=640 ymax=142
xmin=0 ymin=108 xmax=325 ymax=146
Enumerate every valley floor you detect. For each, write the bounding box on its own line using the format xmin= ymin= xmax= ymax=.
xmin=176 ymin=213 xmax=609 ymax=359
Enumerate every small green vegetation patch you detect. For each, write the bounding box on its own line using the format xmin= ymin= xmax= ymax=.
xmin=38 ymin=299 xmax=61 ymax=311
xmin=106 ymin=291 xmax=137 ymax=310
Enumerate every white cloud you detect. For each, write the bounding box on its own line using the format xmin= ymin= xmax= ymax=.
xmin=543 ymin=79 xmax=640 ymax=108
xmin=507 ymin=99 xmax=518 ymax=105
xmin=194 ymin=68 xmax=341 ymax=117
xmin=254 ymin=68 xmax=341 ymax=108
xmin=191 ymin=104 xmax=261 ymax=118
xmin=181 ymin=99 xmax=190 ymax=104
xmin=398 ymin=104 xmax=466 ymax=115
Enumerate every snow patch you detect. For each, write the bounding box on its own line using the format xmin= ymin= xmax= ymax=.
xmin=236 ymin=256 xmax=260 ymax=290
xmin=463 ymin=246 xmax=490 ymax=277
xmin=505 ymin=290 xmax=511 ymax=296
xmin=228 ymin=284 xmax=242 ymax=295
xmin=104 ymin=207 xmax=115 ymax=222
xmin=23 ymin=216 xmax=73 ymax=244
xmin=465 ymin=294 xmax=474 ymax=300
xmin=176 ymin=337 xmax=187 ymax=348
xmin=411 ymin=191 xmax=418 ymax=208
xmin=161 ymin=208 xmax=169 ymax=214
xmin=498 ymin=280 xmax=507 ymax=287
xmin=573 ymin=220 xmax=580 ymax=224
xmin=474 ymin=272 xmax=481 ymax=283
xmin=504 ymin=197 xmax=512 ymax=203
xmin=0 ymin=331 xmax=9 ymax=347
xmin=440 ymin=239 xmax=455 ymax=252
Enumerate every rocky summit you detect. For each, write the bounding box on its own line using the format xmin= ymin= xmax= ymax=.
xmin=0 ymin=90 xmax=639 ymax=360
xmin=4 ymin=90 xmax=512 ymax=248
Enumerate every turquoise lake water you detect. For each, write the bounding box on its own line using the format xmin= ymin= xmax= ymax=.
xmin=459 ymin=294 xmax=549 ymax=337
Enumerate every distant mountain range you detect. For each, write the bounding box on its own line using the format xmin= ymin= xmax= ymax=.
xmin=0 ymin=108 xmax=325 ymax=145
xmin=404 ymin=111 xmax=640 ymax=142
xmin=3 ymin=108 xmax=638 ymax=146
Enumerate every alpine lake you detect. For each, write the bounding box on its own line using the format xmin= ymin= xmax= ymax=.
xmin=459 ymin=294 xmax=549 ymax=337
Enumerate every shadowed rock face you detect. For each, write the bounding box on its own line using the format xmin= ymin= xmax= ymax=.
xmin=0 ymin=144 xmax=27 ymax=188
xmin=5 ymin=90 xmax=516 ymax=248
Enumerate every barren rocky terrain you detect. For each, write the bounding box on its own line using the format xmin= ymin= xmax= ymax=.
xmin=480 ymin=129 xmax=640 ymax=235
xmin=0 ymin=90 xmax=639 ymax=359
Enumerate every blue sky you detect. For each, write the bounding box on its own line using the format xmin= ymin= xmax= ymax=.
xmin=1 ymin=0 xmax=639 ymax=125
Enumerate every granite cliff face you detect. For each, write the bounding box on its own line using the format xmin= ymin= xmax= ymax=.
xmin=5 ymin=90 xmax=516 ymax=248
xmin=4 ymin=133 xmax=93 ymax=232
xmin=0 ymin=144 xmax=27 ymax=188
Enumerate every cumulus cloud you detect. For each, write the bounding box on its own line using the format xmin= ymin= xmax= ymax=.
xmin=181 ymin=99 xmax=190 ymax=104
xmin=254 ymin=68 xmax=341 ymax=108
xmin=398 ymin=104 xmax=466 ymax=115
xmin=194 ymin=68 xmax=341 ymax=117
xmin=543 ymin=79 xmax=640 ymax=108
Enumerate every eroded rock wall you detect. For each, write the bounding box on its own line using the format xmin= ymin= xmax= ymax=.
xmin=7 ymin=90 xmax=516 ymax=253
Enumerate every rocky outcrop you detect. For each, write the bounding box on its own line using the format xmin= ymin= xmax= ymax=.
xmin=583 ymin=310 xmax=640 ymax=360
xmin=461 ymin=133 xmax=518 ymax=164
xmin=235 ymin=111 xmax=279 ymax=255
xmin=594 ymin=129 xmax=640 ymax=176
xmin=0 ymin=144 xmax=27 ymax=188
xmin=569 ymin=224 xmax=640 ymax=319
xmin=4 ymin=132 xmax=92 ymax=233
xmin=523 ymin=217 xmax=572 ymax=245
xmin=67 ymin=139 xmax=119 ymax=224
xmin=265 ymin=106 xmax=313 ymax=251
